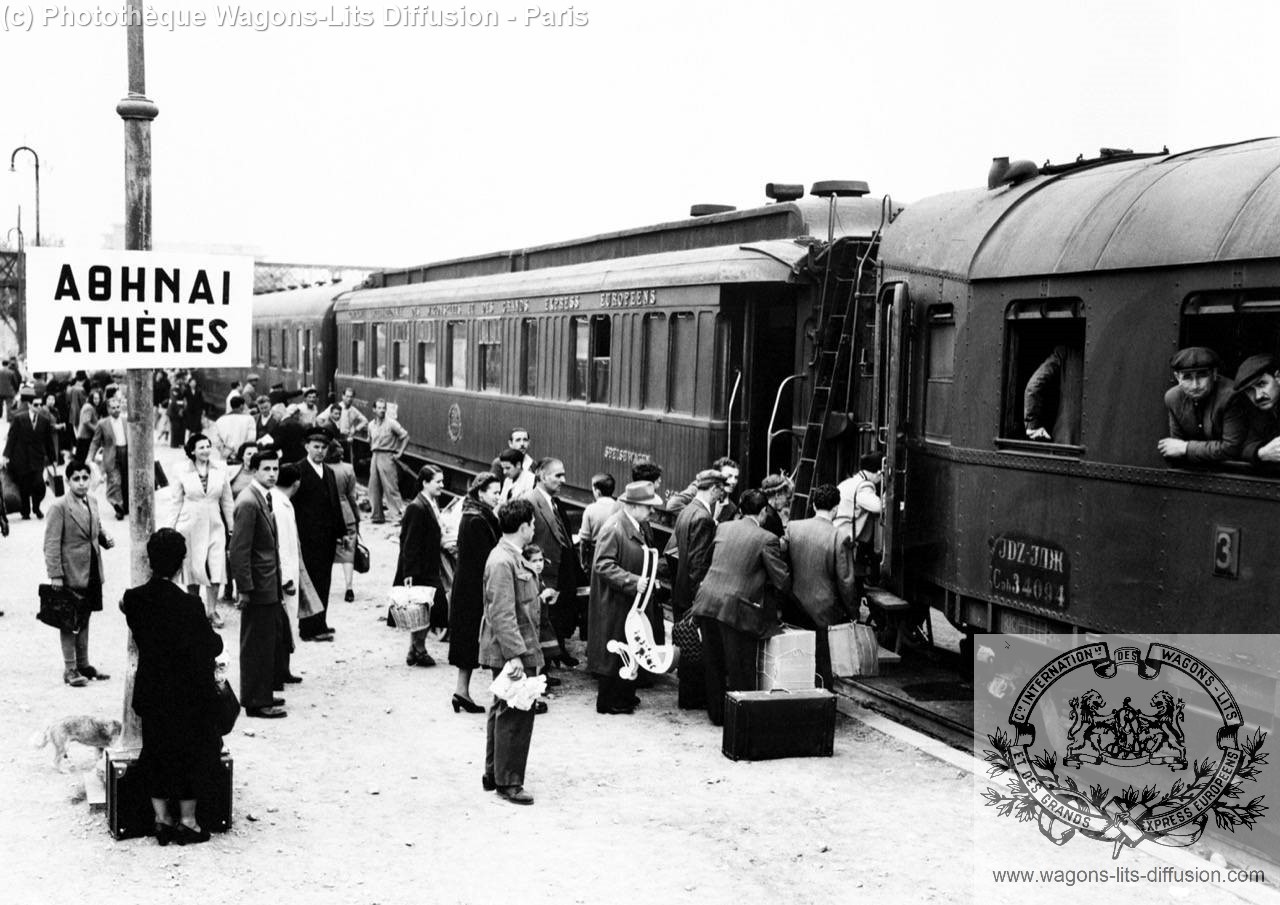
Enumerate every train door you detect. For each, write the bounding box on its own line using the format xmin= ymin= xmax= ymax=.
xmin=874 ymin=282 xmax=910 ymax=588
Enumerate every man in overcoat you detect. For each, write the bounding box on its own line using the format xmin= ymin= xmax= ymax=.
xmin=292 ymin=430 xmax=343 ymax=641
xmin=587 ymin=480 xmax=662 ymax=715
xmin=784 ymin=483 xmax=857 ymax=689
xmin=523 ymin=457 xmax=581 ymax=648
xmin=477 ymin=498 xmax=542 ymax=805
xmin=690 ymin=489 xmax=791 ymax=726
xmin=87 ymin=394 xmax=129 ymax=519
xmin=2 ymin=388 xmax=55 ymax=519
xmin=229 ymin=449 xmax=287 ymax=718
xmin=666 ymin=468 xmax=724 ymax=709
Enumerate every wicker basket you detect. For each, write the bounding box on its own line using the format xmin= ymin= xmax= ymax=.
xmin=388 ymin=584 xmax=436 ymax=632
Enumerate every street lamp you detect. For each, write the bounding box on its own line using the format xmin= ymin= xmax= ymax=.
xmin=9 ymin=146 xmax=39 ymax=246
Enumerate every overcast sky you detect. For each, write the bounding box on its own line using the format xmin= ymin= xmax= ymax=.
xmin=0 ymin=0 xmax=1275 ymax=268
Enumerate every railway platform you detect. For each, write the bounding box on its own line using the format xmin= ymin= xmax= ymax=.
xmin=0 ymin=434 xmax=1274 ymax=904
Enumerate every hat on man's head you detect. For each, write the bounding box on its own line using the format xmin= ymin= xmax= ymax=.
xmin=694 ymin=468 xmax=726 ymax=490
xmin=18 ymin=386 xmax=35 ymax=399
xmin=304 ymin=429 xmax=331 ymax=444
xmin=1232 ymin=354 xmax=1280 ymax=395
xmin=619 ymin=481 xmax=663 ymax=507
xmin=245 ymin=373 xmax=260 ymax=383
xmin=1170 ymin=346 xmax=1220 ymax=372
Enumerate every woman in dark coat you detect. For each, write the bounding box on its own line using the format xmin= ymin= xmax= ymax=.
xmin=167 ymin=384 xmax=187 ymax=449
xmin=393 ymin=464 xmax=446 ymax=668
xmin=122 ymin=528 xmax=224 ymax=846
xmin=447 ymin=472 xmax=502 ymax=713
xmin=181 ymin=376 xmax=204 ymax=440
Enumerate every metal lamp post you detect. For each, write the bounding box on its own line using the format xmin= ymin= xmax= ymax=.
xmin=8 ymin=146 xmax=40 ymax=247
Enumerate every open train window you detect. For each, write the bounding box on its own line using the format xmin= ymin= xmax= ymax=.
xmin=478 ymin=318 xmax=502 ymax=392
xmin=256 ymin=329 xmax=265 ymax=368
xmin=446 ymin=321 xmax=466 ymax=388
xmin=391 ymin=322 xmax=409 ymax=382
xmin=924 ymin=306 xmax=955 ymax=444
xmin=301 ymin=330 xmax=312 ymax=375
xmin=372 ymin=323 xmax=387 ymax=379
xmin=641 ymin=313 xmax=666 ymax=410
xmin=570 ymin=315 xmax=611 ymax=403
xmin=267 ymin=330 xmax=276 ymax=367
xmin=1181 ymin=290 xmax=1280 ymax=371
xmin=998 ymin=299 xmax=1085 ymax=454
xmin=350 ymin=324 xmax=366 ymax=376
xmin=520 ymin=318 xmax=538 ymax=396
xmin=280 ymin=330 xmax=289 ymax=369
xmin=416 ymin=321 xmax=436 ymax=387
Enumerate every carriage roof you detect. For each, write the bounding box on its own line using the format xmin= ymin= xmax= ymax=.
xmin=880 ymin=137 xmax=1280 ymax=281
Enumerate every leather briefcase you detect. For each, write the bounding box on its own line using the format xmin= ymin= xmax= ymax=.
xmin=722 ymin=689 xmax=836 ymax=761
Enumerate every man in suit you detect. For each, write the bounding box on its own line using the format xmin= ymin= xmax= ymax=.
xmin=522 ymin=457 xmax=581 ymax=653
xmin=784 ymin=483 xmax=857 ymax=689
xmin=87 ymin=394 xmax=129 ymax=519
xmin=690 ymin=489 xmax=792 ymax=726
xmin=229 ymin=449 xmax=287 ymax=718
xmin=587 ymin=480 xmax=663 ymax=715
xmin=665 ymin=468 xmax=725 ymax=709
xmin=1 ymin=388 xmax=55 ymax=519
xmin=292 ymin=430 xmax=344 ymax=641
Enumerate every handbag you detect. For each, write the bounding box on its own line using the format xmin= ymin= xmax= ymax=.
xmin=353 ymin=536 xmax=370 ymax=574
xmin=37 ymin=583 xmax=83 ymax=633
xmin=214 ymin=678 xmax=240 ymax=735
xmin=671 ymin=613 xmax=703 ymax=666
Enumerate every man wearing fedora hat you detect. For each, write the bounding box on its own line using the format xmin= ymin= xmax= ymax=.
xmin=1233 ymin=353 xmax=1280 ymax=465
xmin=2 ymin=387 xmax=55 ymax=519
xmin=1157 ymin=346 xmax=1245 ymax=464
xmin=665 ymin=468 xmax=725 ymax=710
xmin=588 ymin=480 xmax=663 ymax=715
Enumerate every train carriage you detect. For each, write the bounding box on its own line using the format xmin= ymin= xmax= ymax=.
xmin=874 ymin=138 xmax=1280 ymax=705
xmin=331 ymin=196 xmax=889 ymax=504
xmin=199 ymin=281 xmax=341 ymax=413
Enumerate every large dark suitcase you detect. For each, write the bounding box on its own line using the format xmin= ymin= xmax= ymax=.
xmin=106 ymin=748 xmax=233 ymax=839
xmin=722 ymin=689 xmax=836 ymax=761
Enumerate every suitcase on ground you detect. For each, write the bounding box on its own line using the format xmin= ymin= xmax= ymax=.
xmin=106 ymin=748 xmax=234 ymax=839
xmin=722 ymin=689 xmax=836 ymax=761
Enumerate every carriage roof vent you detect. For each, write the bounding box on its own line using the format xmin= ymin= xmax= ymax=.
xmin=765 ymin=183 xmax=804 ymax=202
xmin=690 ymin=204 xmax=736 ymax=217
xmin=988 ymin=156 xmax=1039 ymax=190
xmin=810 ymin=180 xmax=869 ymax=198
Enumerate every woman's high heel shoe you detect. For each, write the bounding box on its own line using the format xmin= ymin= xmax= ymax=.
xmin=155 ymin=822 xmax=175 ymax=846
xmin=451 ymin=694 xmax=484 ymax=714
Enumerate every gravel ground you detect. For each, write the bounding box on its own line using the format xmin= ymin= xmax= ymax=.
xmin=0 ymin=438 xmax=1270 ymax=905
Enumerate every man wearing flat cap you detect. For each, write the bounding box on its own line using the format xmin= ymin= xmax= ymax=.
xmin=588 ymin=480 xmax=663 ymax=715
xmin=665 ymin=468 xmax=725 ymax=709
xmin=1233 ymin=354 xmax=1280 ymax=465
xmin=1157 ymin=346 xmax=1245 ymax=464
xmin=291 ymin=428 xmax=344 ymax=641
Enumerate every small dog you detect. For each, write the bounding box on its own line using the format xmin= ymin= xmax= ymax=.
xmin=31 ymin=716 xmax=121 ymax=768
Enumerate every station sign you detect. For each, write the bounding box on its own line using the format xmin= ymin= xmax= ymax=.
xmin=23 ymin=248 xmax=254 ymax=370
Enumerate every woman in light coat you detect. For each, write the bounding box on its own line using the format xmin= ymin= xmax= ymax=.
xmin=170 ymin=433 xmax=234 ymax=626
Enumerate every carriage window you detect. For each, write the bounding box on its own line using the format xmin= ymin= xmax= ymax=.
xmin=256 ymin=329 xmax=266 ymax=367
xmin=669 ymin=312 xmax=696 ymax=414
xmin=520 ymin=318 xmax=538 ymax=396
xmin=710 ymin=313 xmax=730 ymax=419
xmin=267 ymin=330 xmax=276 ymax=367
xmin=641 ymin=313 xmax=666 ymax=410
xmin=303 ymin=330 xmax=313 ymax=374
xmin=351 ymin=324 xmax=366 ymax=376
xmin=372 ymin=323 xmax=387 ymax=379
xmin=478 ymin=318 xmax=502 ymax=392
xmin=392 ymin=340 xmax=408 ymax=381
xmin=590 ymin=315 xmax=611 ymax=403
xmin=999 ymin=300 xmax=1084 ymax=453
xmin=570 ymin=316 xmax=589 ymax=401
xmin=446 ymin=321 xmax=467 ymax=388
xmin=924 ymin=306 xmax=955 ymax=443
xmin=280 ymin=330 xmax=289 ymax=369
xmin=416 ymin=321 xmax=436 ymax=386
